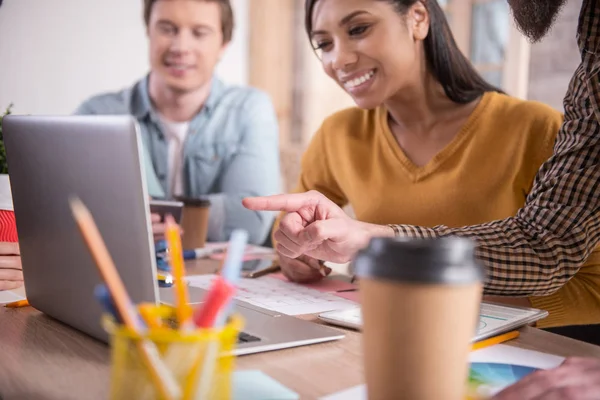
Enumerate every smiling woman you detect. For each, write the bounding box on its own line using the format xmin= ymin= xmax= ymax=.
xmin=305 ymin=0 xmax=501 ymax=109
xmin=255 ymin=0 xmax=600 ymax=330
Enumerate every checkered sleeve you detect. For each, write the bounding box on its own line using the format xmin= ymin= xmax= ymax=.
xmin=392 ymin=0 xmax=600 ymax=296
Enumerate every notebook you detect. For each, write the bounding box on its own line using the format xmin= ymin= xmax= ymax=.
xmin=186 ymin=274 xmax=357 ymax=315
xmin=318 ymin=302 xmax=548 ymax=342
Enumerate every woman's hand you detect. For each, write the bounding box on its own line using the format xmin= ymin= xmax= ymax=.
xmin=279 ymin=253 xmax=331 ymax=283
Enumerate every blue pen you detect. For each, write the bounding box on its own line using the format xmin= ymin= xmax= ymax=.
xmin=154 ymin=240 xmax=171 ymax=272
xmin=183 ymin=247 xmax=226 ymax=260
xmin=94 ymin=283 xmax=122 ymax=324
xmin=155 ymin=239 xmax=168 ymax=254
xmin=157 ymin=239 xmax=226 ymax=261
xmin=183 ymin=249 xmax=197 ymax=260
xmin=156 ymin=257 xmax=171 ymax=272
xmin=94 ymin=283 xmax=147 ymax=327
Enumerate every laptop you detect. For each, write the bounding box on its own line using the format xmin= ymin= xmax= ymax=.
xmin=3 ymin=115 xmax=344 ymax=355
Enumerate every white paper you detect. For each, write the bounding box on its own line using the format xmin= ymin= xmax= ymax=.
xmin=186 ymin=275 xmax=357 ymax=315
xmin=321 ymin=385 xmax=365 ymax=400
xmin=320 ymin=345 xmax=564 ymax=400
xmin=0 ymin=290 xmax=25 ymax=304
xmin=470 ymin=344 xmax=564 ymax=369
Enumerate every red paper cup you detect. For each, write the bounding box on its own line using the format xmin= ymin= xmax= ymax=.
xmin=0 ymin=210 xmax=18 ymax=242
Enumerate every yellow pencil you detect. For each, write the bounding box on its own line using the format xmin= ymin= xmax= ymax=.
xmin=69 ymin=197 xmax=179 ymax=399
xmin=5 ymin=299 xmax=30 ymax=308
xmin=138 ymin=303 xmax=163 ymax=330
xmin=164 ymin=215 xmax=191 ymax=327
xmin=471 ymin=330 xmax=520 ymax=351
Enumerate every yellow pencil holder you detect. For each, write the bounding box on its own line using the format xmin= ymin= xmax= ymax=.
xmin=103 ymin=304 xmax=243 ymax=400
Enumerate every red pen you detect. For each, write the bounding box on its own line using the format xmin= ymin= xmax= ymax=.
xmin=192 ymin=276 xmax=236 ymax=328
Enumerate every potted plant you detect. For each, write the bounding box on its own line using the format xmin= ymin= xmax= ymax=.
xmin=0 ymin=103 xmax=12 ymax=173
xmin=0 ymin=103 xmax=18 ymax=242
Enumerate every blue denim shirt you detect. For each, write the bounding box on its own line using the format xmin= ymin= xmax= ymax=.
xmin=74 ymin=76 xmax=280 ymax=244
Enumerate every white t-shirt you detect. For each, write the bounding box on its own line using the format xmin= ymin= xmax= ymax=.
xmin=0 ymin=175 xmax=13 ymax=211
xmin=158 ymin=115 xmax=190 ymax=197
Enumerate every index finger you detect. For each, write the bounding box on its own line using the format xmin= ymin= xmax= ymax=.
xmin=242 ymin=193 xmax=319 ymax=212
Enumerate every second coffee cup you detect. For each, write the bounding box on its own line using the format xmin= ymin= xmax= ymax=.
xmin=175 ymin=197 xmax=211 ymax=249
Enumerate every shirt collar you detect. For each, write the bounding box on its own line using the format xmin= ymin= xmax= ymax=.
xmin=131 ymin=74 xmax=224 ymax=120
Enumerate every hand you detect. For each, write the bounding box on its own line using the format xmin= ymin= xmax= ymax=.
xmin=0 ymin=242 xmax=23 ymax=291
xmin=243 ymin=190 xmax=394 ymax=263
xmin=279 ymin=254 xmax=332 ymax=283
xmin=493 ymin=357 xmax=600 ymax=400
xmin=151 ymin=213 xmax=166 ymax=241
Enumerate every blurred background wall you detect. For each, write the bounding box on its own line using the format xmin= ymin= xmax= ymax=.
xmin=0 ymin=0 xmax=248 ymax=115
xmin=527 ymin=0 xmax=581 ymax=111
xmin=0 ymin=0 xmax=582 ymax=191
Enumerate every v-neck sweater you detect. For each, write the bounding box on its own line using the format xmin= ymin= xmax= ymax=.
xmin=288 ymin=91 xmax=600 ymax=328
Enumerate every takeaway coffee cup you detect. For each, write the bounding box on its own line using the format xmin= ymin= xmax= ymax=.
xmin=353 ymin=237 xmax=485 ymax=400
xmin=176 ymin=197 xmax=211 ymax=249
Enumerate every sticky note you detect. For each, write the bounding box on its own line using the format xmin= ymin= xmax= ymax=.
xmin=233 ymin=370 xmax=299 ymax=400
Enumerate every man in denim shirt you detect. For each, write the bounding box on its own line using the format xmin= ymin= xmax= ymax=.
xmin=75 ymin=0 xmax=280 ymax=245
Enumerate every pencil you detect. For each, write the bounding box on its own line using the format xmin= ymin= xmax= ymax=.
xmin=4 ymin=299 xmax=29 ymax=308
xmin=246 ymin=264 xmax=280 ymax=279
xmin=214 ymin=248 xmax=228 ymax=275
xmin=138 ymin=303 xmax=163 ymax=330
xmin=471 ymin=330 xmax=520 ymax=351
xmin=69 ymin=197 xmax=180 ymax=400
xmin=165 ymin=215 xmax=191 ymax=327
xmin=318 ymin=260 xmax=327 ymax=277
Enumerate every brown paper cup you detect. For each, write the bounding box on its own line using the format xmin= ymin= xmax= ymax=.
xmin=353 ymin=237 xmax=485 ymax=400
xmin=176 ymin=197 xmax=211 ymax=249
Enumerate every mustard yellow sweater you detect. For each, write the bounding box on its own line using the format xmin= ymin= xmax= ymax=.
xmin=290 ymin=91 xmax=600 ymax=328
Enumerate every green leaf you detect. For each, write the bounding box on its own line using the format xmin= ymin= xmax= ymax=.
xmin=0 ymin=103 xmax=14 ymax=174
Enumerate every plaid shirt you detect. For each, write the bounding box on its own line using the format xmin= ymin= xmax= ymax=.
xmin=394 ymin=0 xmax=600 ymax=296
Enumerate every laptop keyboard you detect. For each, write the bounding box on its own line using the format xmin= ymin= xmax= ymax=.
xmin=237 ymin=331 xmax=261 ymax=344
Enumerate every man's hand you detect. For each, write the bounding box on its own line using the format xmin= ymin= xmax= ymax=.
xmin=279 ymin=254 xmax=331 ymax=283
xmin=151 ymin=213 xmax=166 ymax=241
xmin=243 ymin=190 xmax=395 ymax=263
xmin=0 ymin=242 xmax=23 ymax=291
xmin=493 ymin=357 xmax=600 ymax=400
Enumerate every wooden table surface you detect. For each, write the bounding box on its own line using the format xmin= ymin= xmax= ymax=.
xmin=2 ymin=260 xmax=600 ymax=399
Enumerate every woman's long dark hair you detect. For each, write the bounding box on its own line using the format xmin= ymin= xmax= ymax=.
xmin=305 ymin=0 xmax=502 ymax=104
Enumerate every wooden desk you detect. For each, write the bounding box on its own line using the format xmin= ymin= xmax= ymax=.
xmin=2 ymin=262 xmax=600 ymax=399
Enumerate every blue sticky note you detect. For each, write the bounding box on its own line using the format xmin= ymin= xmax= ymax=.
xmin=233 ymin=370 xmax=299 ymax=400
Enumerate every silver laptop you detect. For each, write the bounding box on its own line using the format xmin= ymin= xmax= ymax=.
xmin=3 ymin=115 xmax=344 ymax=355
